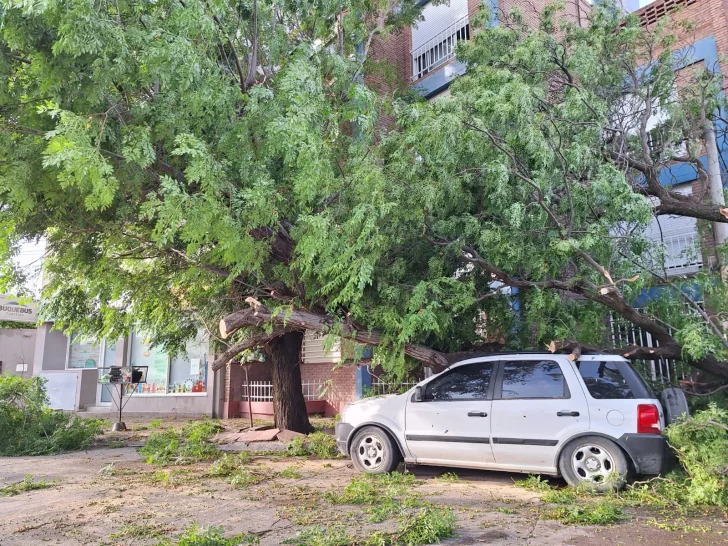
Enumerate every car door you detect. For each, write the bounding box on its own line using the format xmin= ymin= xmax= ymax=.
xmin=404 ymin=361 xmax=495 ymax=467
xmin=490 ymin=357 xmax=589 ymax=473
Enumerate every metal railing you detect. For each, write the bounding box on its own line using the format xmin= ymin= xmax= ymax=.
xmin=662 ymin=232 xmax=703 ymax=275
xmin=609 ymin=301 xmax=704 ymax=385
xmin=241 ymin=380 xmax=325 ymax=402
xmin=369 ymin=376 xmax=420 ymax=396
xmin=411 ymin=15 xmax=470 ymax=82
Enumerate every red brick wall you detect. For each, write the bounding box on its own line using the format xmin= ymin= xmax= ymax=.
xmin=300 ymin=363 xmax=356 ymax=416
xmin=635 ymin=0 xmax=728 ymax=261
xmin=635 ymin=0 xmax=728 ymax=93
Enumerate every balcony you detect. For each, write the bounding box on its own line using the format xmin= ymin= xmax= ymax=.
xmin=411 ymin=15 xmax=470 ymax=82
xmin=661 ymin=232 xmax=703 ymax=276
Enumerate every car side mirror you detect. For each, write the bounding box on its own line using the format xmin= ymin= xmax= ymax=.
xmin=414 ymin=385 xmax=424 ymax=402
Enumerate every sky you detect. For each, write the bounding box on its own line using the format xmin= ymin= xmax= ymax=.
xmin=14 ymin=239 xmax=47 ymax=296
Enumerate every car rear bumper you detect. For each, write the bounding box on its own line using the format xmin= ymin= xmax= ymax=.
xmin=617 ymin=433 xmax=672 ymax=475
xmin=335 ymin=422 xmax=353 ymax=456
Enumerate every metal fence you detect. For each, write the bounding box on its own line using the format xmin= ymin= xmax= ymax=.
xmin=609 ymin=305 xmax=702 ymax=386
xmin=369 ymin=376 xmax=420 ymax=396
xmin=241 ymin=380 xmax=325 ymax=402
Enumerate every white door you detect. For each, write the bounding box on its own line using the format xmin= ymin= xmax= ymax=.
xmin=405 ymin=361 xmax=495 ymax=466
xmin=490 ymin=358 xmax=589 ymax=473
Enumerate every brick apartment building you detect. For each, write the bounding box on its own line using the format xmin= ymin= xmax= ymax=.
xmin=221 ymin=0 xmax=728 ymax=417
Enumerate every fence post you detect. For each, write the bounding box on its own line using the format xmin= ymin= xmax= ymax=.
xmin=355 ymin=365 xmax=372 ymax=399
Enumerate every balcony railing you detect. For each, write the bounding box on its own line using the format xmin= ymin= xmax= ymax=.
xmin=662 ymin=232 xmax=703 ymax=275
xmin=411 ymin=15 xmax=470 ymax=82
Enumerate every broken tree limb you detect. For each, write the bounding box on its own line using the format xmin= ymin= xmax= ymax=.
xmin=547 ymin=340 xmax=681 ymax=362
xmin=218 ymin=303 xmax=451 ymax=371
xmin=211 ymin=328 xmax=289 ymax=372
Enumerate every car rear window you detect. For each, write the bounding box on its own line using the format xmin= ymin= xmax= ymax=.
xmin=576 ymin=361 xmax=636 ymax=399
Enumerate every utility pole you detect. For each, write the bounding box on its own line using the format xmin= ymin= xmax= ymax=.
xmin=703 ymin=117 xmax=728 ymax=279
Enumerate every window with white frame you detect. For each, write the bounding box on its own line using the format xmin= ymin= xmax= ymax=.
xmin=128 ymin=332 xmax=209 ymax=394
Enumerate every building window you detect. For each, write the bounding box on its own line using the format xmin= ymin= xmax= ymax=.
xmin=411 ymin=0 xmax=470 ymax=82
xmin=128 ymin=332 xmax=208 ymax=394
xmin=644 ymin=183 xmax=702 ymax=276
xmin=67 ymin=336 xmax=102 ymax=369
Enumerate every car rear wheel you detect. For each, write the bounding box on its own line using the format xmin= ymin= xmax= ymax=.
xmin=661 ymin=387 xmax=690 ymax=425
xmin=350 ymin=426 xmax=401 ymax=474
xmin=559 ymin=436 xmax=629 ymax=492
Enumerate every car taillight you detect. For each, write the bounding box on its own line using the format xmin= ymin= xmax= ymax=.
xmin=637 ymin=404 xmax=661 ymax=434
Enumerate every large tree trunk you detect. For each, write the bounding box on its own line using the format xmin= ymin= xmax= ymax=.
xmin=264 ymin=331 xmax=313 ymax=434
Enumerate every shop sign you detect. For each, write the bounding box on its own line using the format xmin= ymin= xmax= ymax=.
xmin=0 ymin=294 xmax=38 ymax=323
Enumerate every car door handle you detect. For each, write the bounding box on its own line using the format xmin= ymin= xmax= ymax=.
xmin=467 ymin=411 xmax=488 ymax=417
xmin=557 ymin=411 xmax=580 ymax=417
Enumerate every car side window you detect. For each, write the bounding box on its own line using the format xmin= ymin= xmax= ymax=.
xmin=500 ymin=360 xmax=569 ymax=399
xmin=576 ymin=361 xmax=635 ymax=399
xmin=424 ymin=363 xmax=493 ymax=401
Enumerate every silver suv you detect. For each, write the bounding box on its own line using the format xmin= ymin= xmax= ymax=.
xmin=335 ymin=354 xmax=687 ymax=489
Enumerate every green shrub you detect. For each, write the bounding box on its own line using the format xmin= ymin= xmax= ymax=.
xmin=0 ymin=375 xmax=103 ymax=456
xmin=150 ymin=419 xmax=163 ymax=428
xmin=663 ymin=403 xmax=728 ymax=506
xmin=138 ymin=420 xmax=223 ymax=465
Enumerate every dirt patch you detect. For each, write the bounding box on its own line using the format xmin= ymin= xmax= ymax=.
xmin=1 ymin=423 xmax=727 ymax=545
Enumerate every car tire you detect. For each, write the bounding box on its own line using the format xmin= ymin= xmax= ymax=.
xmin=350 ymin=426 xmax=401 ymax=474
xmin=559 ymin=436 xmax=630 ymax=492
xmin=661 ymin=387 xmax=690 ymax=425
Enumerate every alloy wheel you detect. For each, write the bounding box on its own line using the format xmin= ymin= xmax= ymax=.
xmin=572 ymin=444 xmax=615 ymax=484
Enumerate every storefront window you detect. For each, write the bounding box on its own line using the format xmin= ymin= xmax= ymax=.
xmin=67 ymin=336 xmax=102 ymax=369
xmin=128 ymin=332 xmax=208 ymax=394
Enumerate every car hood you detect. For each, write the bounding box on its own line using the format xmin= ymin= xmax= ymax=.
xmin=341 ymin=393 xmax=407 ymax=423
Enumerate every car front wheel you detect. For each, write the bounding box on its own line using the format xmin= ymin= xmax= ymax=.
xmin=558 ymin=436 xmax=629 ymax=492
xmin=350 ymin=426 xmax=401 ymax=474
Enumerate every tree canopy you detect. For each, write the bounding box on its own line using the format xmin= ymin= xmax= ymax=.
xmin=1 ymin=0 xmax=728 ymax=385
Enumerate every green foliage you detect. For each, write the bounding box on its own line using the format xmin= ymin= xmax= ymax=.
xmin=277 ymin=466 xmax=302 ymax=479
xmin=150 ymin=419 xmax=163 ymax=429
xmin=285 ymin=432 xmax=341 ymax=459
xmin=540 ymin=488 xmax=577 ymax=505
xmin=436 ymin=472 xmax=459 ymax=483
xmin=156 ymin=525 xmax=259 ymax=546
xmin=0 ymin=475 xmax=55 ymax=496
xmin=328 ymin=473 xmax=417 ymax=506
xmin=229 ymin=468 xmax=267 ymax=488
xmin=1 ymin=0 xmax=727 ymax=385
xmin=282 ymin=506 xmax=455 ymax=545
xmin=209 ymin=453 xmax=252 ymax=477
xmin=663 ymin=404 xmax=728 ymax=506
xmin=515 ymin=475 xmax=553 ymax=492
xmin=0 ymin=375 xmax=103 ymax=456
xmin=137 ymin=420 xmax=223 ymax=465
xmin=542 ymin=501 xmax=624 ymax=525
